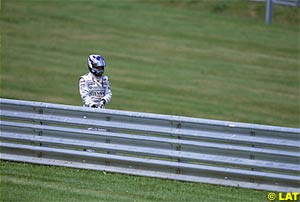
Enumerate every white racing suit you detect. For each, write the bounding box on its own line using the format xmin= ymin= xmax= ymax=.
xmin=79 ymin=72 xmax=112 ymax=108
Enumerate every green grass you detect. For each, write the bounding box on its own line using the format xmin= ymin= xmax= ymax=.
xmin=0 ymin=161 xmax=269 ymax=202
xmin=0 ymin=1 xmax=299 ymax=201
xmin=1 ymin=0 xmax=299 ymax=127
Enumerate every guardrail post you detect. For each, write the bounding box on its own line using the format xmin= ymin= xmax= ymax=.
xmin=266 ymin=0 xmax=273 ymax=24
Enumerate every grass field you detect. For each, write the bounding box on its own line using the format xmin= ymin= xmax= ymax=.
xmin=0 ymin=161 xmax=269 ymax=202
xmin=1 ymin=0 xmax=299 ymax=127
xmin=0 ymin=0 xmax=299 ymax=202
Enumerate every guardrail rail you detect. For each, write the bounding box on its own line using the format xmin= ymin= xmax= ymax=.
xmin=248 ymin=0 xmax=300 ymax=7
xmin=0 ymin=98 xmax=299 ymax=192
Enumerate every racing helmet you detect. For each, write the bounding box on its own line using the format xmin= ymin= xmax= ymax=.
xmin=87 ymin=54 xmax=106 ymax=76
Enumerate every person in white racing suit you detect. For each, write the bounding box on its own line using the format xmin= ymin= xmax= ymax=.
xmin=79 ymin=54 xmax=112 ymax=109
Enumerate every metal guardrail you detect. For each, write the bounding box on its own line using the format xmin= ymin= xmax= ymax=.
xmin=248 ymin=0 xmax=300 ymax=7
xmin=0 ymin=98 xmax=299 ymax=192
xmin=273 ymin=0 xmax=300 ymax=6
xmin=248 ymin=0 xmax=300 ymax=24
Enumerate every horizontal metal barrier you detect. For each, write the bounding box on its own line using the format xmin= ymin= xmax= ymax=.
xmin=0 ymin=98 xmax=299 ymax=192
xmin=249 ymin=0 xmax=300 ymax=7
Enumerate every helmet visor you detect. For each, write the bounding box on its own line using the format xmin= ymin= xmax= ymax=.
xmin=92 ymin=66 xmax=104 ymax=76
xmin=93 ymin=66 xmax=104 ymax=70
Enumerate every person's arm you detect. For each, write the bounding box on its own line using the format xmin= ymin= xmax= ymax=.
xmin=101 ymin=76 xmax=112 ymax=104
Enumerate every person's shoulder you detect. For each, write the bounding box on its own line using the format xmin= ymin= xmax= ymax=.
xmin=79 ymin=73 xmax=90 ymax=80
